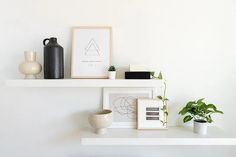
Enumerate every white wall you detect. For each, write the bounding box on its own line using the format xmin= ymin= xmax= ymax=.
xmin=0 ymin=0 xmax=236 ymax=157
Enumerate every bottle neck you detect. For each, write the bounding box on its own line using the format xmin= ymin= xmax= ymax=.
xmin=24 ymin=51 xmax=36 ymax=61
xmin=49 ymin=37 xmax=58 ymax=44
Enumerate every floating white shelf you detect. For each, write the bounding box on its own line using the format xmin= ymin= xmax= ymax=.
xmin=81 ymin=126 xmax=236 ymax=146
xmin=5 ymin=79 xmax=162 ymax=88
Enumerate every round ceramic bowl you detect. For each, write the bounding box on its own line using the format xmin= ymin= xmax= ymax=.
xmin=88 ymin=109 xmax=113 ymax=134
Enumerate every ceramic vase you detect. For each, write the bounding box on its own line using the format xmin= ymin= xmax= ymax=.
xmin=43 ymin=37 xmax=64 ymax=79
xmin=108 ymin=71 xmax=116 ymax=79
xmin=19 ymin=51 xmax=42 ymax=79
xmin=193 ymin=120 xmax=207 ymax=135
xmin=88 ymin=110 xmax=113 ymax=134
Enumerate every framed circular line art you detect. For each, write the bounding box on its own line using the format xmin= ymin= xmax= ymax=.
xmin=103 ymin=88 xmax=156 ymax=128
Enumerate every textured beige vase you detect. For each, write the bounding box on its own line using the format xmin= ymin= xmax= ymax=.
xmin=19 ymin=51 xmax=42 ymax=79
xmin=88 ymin=110 xmax=113 ymax=134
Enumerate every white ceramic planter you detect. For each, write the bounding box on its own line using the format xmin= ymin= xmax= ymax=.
xmin=108 ymin=71 xmax=116 ymax=79
xmin=193 ymin=120 xmax=207 ymax=135
xmin=88 ymin=110 xmax=113 ymax=134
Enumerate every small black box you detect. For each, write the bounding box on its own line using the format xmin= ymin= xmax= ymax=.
xmin=125 ymin=71 xmax=151 ymax=79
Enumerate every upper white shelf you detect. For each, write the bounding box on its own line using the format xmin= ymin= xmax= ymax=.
xmin=81 ymin=126 xmax=236 ymax=146
xmin=5 ymin=79 xmax=163 ymax=88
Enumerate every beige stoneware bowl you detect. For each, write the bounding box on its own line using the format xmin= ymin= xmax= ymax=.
xmin=88 ymin=109 xmax=113 ymax=134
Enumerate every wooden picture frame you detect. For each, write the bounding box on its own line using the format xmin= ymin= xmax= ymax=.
xmin=137 ymin=99 xmax=168 ymax=130
xmin=71 ymin=26 xmax=112 ymax=78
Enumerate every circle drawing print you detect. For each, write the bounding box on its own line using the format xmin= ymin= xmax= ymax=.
xmin=112 ymin=96 xmax=136 ymax=121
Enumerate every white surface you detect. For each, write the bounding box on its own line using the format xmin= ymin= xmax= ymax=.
xmin=5 ymin=79 xmax=163 ymax=87
xmin=81 ymin=126 xmax=236 ymax=145
xmin=0 ymin=0 xmax=236 ymax=157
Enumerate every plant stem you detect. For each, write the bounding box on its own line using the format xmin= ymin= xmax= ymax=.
xmin=163 ymin=79 xmax=167 ymax=126
xmin=162 ymin=79 xmax=166 ymax=98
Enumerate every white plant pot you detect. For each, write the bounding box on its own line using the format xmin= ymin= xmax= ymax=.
xmin=193 ymin=120 xmax=207 ymax=135
xmin=108 ymin=71 xmax=116 ymax=79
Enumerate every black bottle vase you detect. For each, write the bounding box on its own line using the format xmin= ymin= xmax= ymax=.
xmin=43 ymin=37 xmax=64 ymax=79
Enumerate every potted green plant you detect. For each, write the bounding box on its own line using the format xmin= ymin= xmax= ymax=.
xmin=108 ymin=65 xmax=116 ymax=79
xmin=179 ymin=98 xmax=223 ymax=135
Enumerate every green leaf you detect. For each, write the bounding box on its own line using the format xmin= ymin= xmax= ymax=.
xmin=183 ymin=115 xmax=193 ymax=123
xmin=189 ymin=106 xmax=197 ymax=115
xmin=207 ymin=104 xmax=216 ymax=110
xmin=197 ymin=98 xmax=205 ymax=104
xmin=157 ymin=72 xmax=163 ymax=80
xmin=186 ymin=101 xmax=195 ymax=108
xmin=215 ymin=110 xmax=224 ymax=114
xmin=179 ymin=101 xmax=195 ymax=115
xmin=157 ymin=96 xmax=163 ymax=100
xmin=150 ymin=72 xmax=155 ymax=77
xmin=207 ymin=104 xmax=223 ymax=114
xmin=164 ymin=98 xmax=169 ymax=101
xmin=206 ymin=115 xmax=213 ymax=123
xmin=162 ymin=106 xmax=167 ymax=111
xmin=206 ymin=109 xmax=214 ymax=114
xmin=164 ymin=111 xmax=168 ymax=116
xmin=108 ymin=65 xmax=116 ymax=71
xmin=179 ymin=107 xmax=188 ymax=115
xmin=196 ymin=102 xmax=204 ymax=107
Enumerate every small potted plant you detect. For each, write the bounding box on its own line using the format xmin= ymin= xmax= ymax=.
xmin=179 ymin=98 xmax=223 ymax=135
xmin=108 ymin=65 xmax=116 ymax=79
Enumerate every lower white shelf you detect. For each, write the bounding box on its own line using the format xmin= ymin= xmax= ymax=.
xmin=80 ymin=126 xmax=236 ymax=146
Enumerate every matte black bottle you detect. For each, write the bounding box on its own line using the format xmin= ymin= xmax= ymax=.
xmin=43 ymin=37 xmax=64 ymax=79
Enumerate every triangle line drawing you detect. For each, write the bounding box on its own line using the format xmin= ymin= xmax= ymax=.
xmin=84 ymin=38 xmax=101 ymax=56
